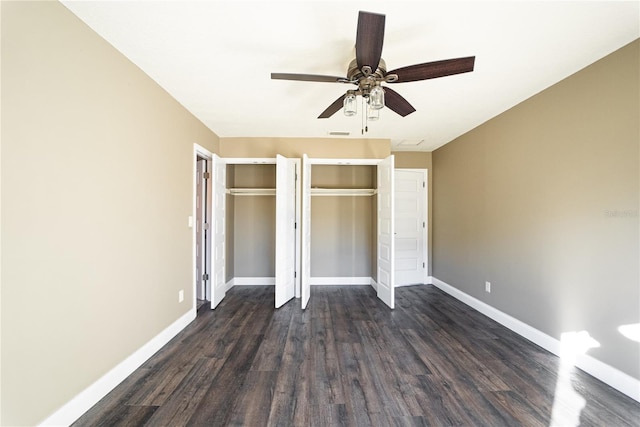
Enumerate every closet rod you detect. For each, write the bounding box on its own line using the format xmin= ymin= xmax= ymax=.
xmin=310 ymin=188 xmax=376 ymax=196
xmin=227 ymin=188 xmax=276 ymax=196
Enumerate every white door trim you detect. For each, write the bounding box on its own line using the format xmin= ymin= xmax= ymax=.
xmin=193 ymin=144 xmax=213 ymax=311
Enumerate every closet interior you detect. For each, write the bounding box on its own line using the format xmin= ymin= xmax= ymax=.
xmin=301 ymin=155 xmax=395 ymax=309
xmin=209 ymin=155 xmax=298 ymax=309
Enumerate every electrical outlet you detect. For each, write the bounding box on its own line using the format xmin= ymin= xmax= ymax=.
xmin=178 ymin=289 xmax=184 ymax=303
xmin=485 ymin=281 xmax=491 ymax=293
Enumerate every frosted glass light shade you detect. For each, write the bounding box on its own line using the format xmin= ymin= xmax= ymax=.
xmin=369 ymin=85 xmax=384 ymax=110
xmin=343 ymin=93 xmax=357 ymax=116
xmin=367 ymin=105 xmax=379 ymax=121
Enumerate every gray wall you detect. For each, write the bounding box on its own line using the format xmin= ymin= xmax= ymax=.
xmin=231 ymin=165 xmax=276 ymax=278
xmin=432 ymin=40 xmax=639 ymax=379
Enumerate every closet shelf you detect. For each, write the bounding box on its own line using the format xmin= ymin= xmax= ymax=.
xmin=311 ymin=188 xmax=377 ymax=197
xmin=227 ymin=188 xmax=276 ymax=196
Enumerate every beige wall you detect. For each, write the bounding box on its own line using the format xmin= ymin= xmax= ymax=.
xmin=220 ymin=137 xmax=390 ymax=159
xmin=433 ymin=40 xmax=639 ymax=379
xmin=1 ymin=2 xmax=219 ymax=425
xmin=393 ymin=151 xmax=433 ymax=275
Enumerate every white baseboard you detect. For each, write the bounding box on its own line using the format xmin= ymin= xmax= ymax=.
xmin=310 ymin=276 xmax=373 ymax=286
xmin=229 ymin=277 xmax=275 ymax=286
xmin=431 ymin=277 xmax=640 ymax=403
xmin=39 ymin=308 xmax=197 ymax=426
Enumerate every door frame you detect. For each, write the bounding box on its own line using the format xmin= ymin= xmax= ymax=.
xmin=301 ymin=156 xmax=395 ymax=309
xmin=217 ymin=157 xmax=302 ymax=304
xmin=193 ymin=144 xmax=214 ymax=311
xmin=394 ymin=168 xmax=428 ymax=286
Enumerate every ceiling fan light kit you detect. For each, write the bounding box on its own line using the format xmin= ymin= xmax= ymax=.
xmin=344 ymin=92 xmax=357 ymax=116
xmin=271 ymin=10 xmax=476 ymax=132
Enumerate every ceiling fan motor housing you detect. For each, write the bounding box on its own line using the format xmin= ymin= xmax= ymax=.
xmin=347 ymin=58 xmax=397 ymax=97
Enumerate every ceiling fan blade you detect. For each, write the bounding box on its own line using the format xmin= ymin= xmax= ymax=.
xmin=388 ymin=56 xmax=475 ymax=83
xmin=318 ymin=94 xmax=347 ymax=119
xmin=355 ymin=11 xmax=385 ymax=73
xmin=384 ymin=87 xmax=416 ymax=117
xmin=271 ymin=73 xmax=350 ymax=83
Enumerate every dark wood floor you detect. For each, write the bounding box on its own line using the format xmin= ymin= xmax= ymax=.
xmin=73 ymin=285 xmax=640 ymax=426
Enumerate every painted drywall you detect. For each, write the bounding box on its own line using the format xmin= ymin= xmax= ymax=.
xmin=433 ymin=40 xmax=639 ymax=379
xmin=232 ymin=164 xmax=277 ymax=278
xmin=1 ymin=2 xmax=219 ymax=425
xmin=311 ymin=165 xmax=376 ymax=278
xmin=220 ymin=137 xmax=390 ymax=159
xmin=393 ymin=151 xmax=433 ymax=276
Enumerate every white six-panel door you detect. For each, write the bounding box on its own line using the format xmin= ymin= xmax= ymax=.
xmin=211 ymin=154 xmax=226 ymax=309
xmin=377 ymin=155 xmax=395 ymax=308
xmin=301 ymin=154 xmax=311 ymax=309
xmin=275 ymin=155 xmax=296 ymax=308
xmin=394 ymin=169 xmax=427 ymax=286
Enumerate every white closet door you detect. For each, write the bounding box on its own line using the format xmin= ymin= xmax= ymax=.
xmin=301 ymin=154 xmax=311 ymax=309
xmin=211 ymin=154 xmax=227 ymax=309
xmin=275 ymin=155 xmax=296 ymax=308
xmin=377 ymin=155 xmax=395 ymax=308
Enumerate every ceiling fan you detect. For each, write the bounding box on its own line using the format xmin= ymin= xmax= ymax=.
xmin=271 ymin=11 xmax=476 ymax=119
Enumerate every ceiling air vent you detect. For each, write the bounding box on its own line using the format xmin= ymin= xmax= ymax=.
xmin=328 ymin=131 xmax=350 ymax=136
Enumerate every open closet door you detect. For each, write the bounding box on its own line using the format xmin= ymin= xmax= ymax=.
xmin=275 ymin=155 xmax=296 ymax=308
xmin=377 ymin=155 xmax=395 ymax=308
xmin=211 ymin=154 xmax=227 ymax=309
xmin=301 ymin=154 xmax=311 ymax=309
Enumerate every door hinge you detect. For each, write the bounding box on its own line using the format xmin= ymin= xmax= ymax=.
xmin=423 ymin=221 xmax=425 ymax=228
xmin=295 ymin=271 xmax=297 ymax=278
xmin=294 ymin=222 xmax=297 ymax=229
xmin=203 ymin=223 xmax=210 ymax=230
xmin=423 ymin=262 xmax=425 ymax=268
xmin=423 ymin=181 xmax=425 ymax=188
xmin=203 ymin=172 xmax=211 ymax=180
xmin=203 ymin=273 xmax=209 ymax=281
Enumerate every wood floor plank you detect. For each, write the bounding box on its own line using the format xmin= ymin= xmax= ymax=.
xmin=79 ymin=404 xmax=157 ymax=427
xmin=250 ymin=301 xmax=293 ymax=371
xmin=353 ymin=320 xmax=416 ymax=418
xmin=309 ymin=403 xmax=349 ymax=427
xmin=71 ymin=285 xmax=640 ymax=427
xmin=228 ymin=370 xmax=278 ymax=427
xmin=267 ymin=306 xmax=312 ymax=426
xmin=187 ymin=332 xmax=264 ymax=426
xmin=140 ymin=357 xmax=225 ymax=426
xmin=309 ymin=311 xmax=346 ymax=405
xmin=336 ymin=342 xmax=386 ymax=426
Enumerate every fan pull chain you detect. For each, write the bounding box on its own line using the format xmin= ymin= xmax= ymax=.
xmin=361 ymin=97 xmax=365 ymax=134
xmin=361 ymin=97 xmax=369 ymax=134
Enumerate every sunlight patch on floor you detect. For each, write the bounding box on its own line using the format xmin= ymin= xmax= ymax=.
xmin=549 ymin=331 xmax=600 ymax=427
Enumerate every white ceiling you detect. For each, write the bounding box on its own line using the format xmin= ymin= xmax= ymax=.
xmin=61 ymin=1 xmax=639 ymax=152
